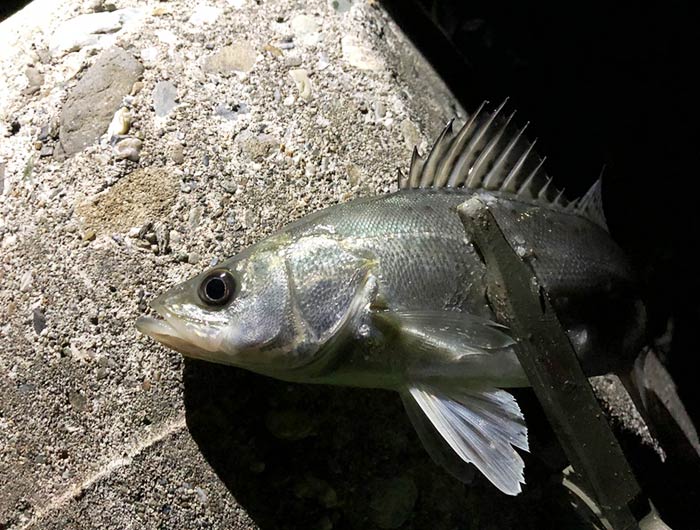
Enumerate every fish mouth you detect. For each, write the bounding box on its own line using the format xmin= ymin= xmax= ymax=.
xmin=135 ymin=315 xmax=212 ymax=357
xmin=135 ymin=294 xmax=224 ymax=360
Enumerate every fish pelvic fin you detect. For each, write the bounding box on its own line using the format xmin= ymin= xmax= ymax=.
xmin=401 ymin=383 xmax=529 ymax=496
xmin=401 ymin=100 xmax=609 ymax=231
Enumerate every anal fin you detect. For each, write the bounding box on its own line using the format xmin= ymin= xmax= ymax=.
xmin=401 ymin=383 xmax=529 ymax=495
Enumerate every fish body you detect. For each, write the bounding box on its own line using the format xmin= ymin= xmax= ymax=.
xmin=137 ymin=102 xmax=646 ymax=495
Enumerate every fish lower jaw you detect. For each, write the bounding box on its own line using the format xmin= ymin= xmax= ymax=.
xmin=135 ymin=315 xmax=221 ymax=359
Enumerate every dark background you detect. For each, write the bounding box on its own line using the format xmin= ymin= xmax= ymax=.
xmin=0 ymin=0 xmax=30 ymax=21
xmin=381 ymin=0 xmax=698 ymax=417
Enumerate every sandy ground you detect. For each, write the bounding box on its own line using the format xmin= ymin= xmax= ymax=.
xmin=0 ymin=1 xmax=661 ymax=529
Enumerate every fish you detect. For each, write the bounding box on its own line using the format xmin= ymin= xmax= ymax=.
xmin=136 ymin=101 xmax=646 ymax=496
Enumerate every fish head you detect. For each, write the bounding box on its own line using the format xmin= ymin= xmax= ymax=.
xmin=136 ymin=240 xmax=313 ymax=373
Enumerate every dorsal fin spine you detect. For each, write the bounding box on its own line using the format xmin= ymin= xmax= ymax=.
xmin=501 ymin=139 xmax=537 ymax=193
xmin=441 ymin=103 xmax=487 ymax=188
xmin=408 ymin=147 xmax=423 ymax=189
xmin=517 ymin=157 xmax=546 ymax=198
xmin=420 ymin=119 xmax=454 ymax=188
xmin=466 ymin=111 xmax=516 ymax=189
xmin=402 ymin=101 xmax=607 ymax=231
xmin=448 ymin=100 xmax=508 ymax=187
xmin=483 ymin=122 xmax=529 ymax=190
xmin=575 ymin=178 xmax=607 ymax=229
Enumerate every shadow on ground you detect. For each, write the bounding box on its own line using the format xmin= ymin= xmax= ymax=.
xmin=183 ymin=359 xmax=597 ymax=530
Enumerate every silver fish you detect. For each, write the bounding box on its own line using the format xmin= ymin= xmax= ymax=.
xmin=136 ymin=101 xmax=646 ymax=495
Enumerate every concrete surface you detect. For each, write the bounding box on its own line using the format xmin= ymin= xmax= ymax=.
xmin=0 ymin=1 xmax=660 ymax=529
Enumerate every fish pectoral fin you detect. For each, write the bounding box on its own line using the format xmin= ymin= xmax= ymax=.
xmin=401 ymin=383 xmax=529 ymax=495
xmin=372 ymin=309 xmax=515 ymax=361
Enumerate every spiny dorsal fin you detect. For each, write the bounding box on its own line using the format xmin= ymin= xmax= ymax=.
xmin=402 ymin=101 xmax=608 ymax=230
xmin=573 ymin=178 xmax=607 ymax=230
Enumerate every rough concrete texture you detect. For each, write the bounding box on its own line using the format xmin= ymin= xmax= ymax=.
xmin=0 ymin=1 xmax=656 ymax=529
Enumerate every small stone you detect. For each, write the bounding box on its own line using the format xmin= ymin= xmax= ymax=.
xmin=25 ymin=67 xmax=44 ymax=88
xmin=83 ymin=229 xmax=97 ymax=241
xmin=171 ymin=143 xmax=185 ymax=164
xmin=114 ymin=137 xmax=143 ymax=161
xmin=68 ymin=390 xmax=88 ymax=411
xmin=193 ymin=487 xmax=208 ymax=504
xmin=39 ymin=145 xmax=54 ymax=158
xmin=20 ymin=270 xmax=33 ymax=293
xmin=49 ymin=9 xmax=143 ymax=57
xmin=188 ymin=207 xmax=204 ymax=231
xmin=214 ymin=102 xmax=249 ymax=121
xmin=187 ymin=253 xmax=201 ymax=265
xmin=154 ymin=223 xmax=170 ymax=254
xmin=32 ymin=308 xmax=47 ymax=334
xmin=155 ymin=29 xmax=178 ymax=46
xmin=58 ymin=47 xmax=144 ymax=156
xmin=283 ymin=55 xmax=303 ymax=67
xmin=204 ymin=43 xmax=257 ymax=74
xmin=290 ymin=14 xmax=320 ymax=45
xmin=400 ymin=118 xmax=421 ymax=151
xmin=263 ymin=43 xmax=283 ymax=57
xmin=289 ymin=69 xmax=312 ymax=101
xmin=33 ymin=141 xmax=43 ymax=150
xmin=152 ymin=6 xmax=170 ymax=16
xmin=188 ymin=5 xmax=221 ymax=26
xmin=18 ymin=383 xmax=37 ymax=395
xmin=239 ymin=133 xmax=279 ymax=161
xmin=131 ymin=81 xmax=144 ymax=95
xmin=153 ymin=81 xmax=177 ymax=118
xmin=265 ymin=409 xmax=315 ymax=440
xmin=330 ymin=0 xmax=353 ymax=13
xmin=369 ymin=477 xmax=418 ymax=529
xmin=107 ymin=107 xmax=131 ymax=138
xmin=341 ymin=35 xmax=383 ymax=71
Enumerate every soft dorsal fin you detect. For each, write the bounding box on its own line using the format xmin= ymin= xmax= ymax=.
xmin=401 ymin=101 xmax=608 ymax=230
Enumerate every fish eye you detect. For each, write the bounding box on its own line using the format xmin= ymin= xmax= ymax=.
xmin=198 ymin=270 xmax=236 ymax=307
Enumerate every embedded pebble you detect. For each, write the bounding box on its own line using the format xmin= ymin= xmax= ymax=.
xmin=114 ymin=137 xmax=143 ymax=161
xmin=49 ymin=8 xmax=144 ymax=57
xmin=204 ymin=43 xmax=257 ymax=74
xmin=32 ymin=308 xmax=47 ymax=335
xmin=25 ymin=67 xmax=44 ymax=89
xmin=214 ymin=102 xmax=249 ymax=121
xmin=153 ymin=81 xmax=177 ymax=118
xmin=20 ymin=270 xmax=33 ymax=293
xmin=171 ymin=143 xmax=185 ymax=164
xmin=68 ymin=390 xmax=88 ymax=411
xmin=400 ymin=118 xmax=421 ymax=151
xmin=330 ymin=0 xmax=353 ymax=12
xmin=290 ymin=14 xmax=320 ymax=45
xmin=289 ymin=69 xmax=312 ymax=100
xmin=58 ymin=46 xmax=143 ymax=157
xmin=341 ymin=35 xmax=383 ymax=71
xmin=107 ymin=107 xmax=131 ymax=138
xmin=188 ymin=5 xmax=221 ymax=26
